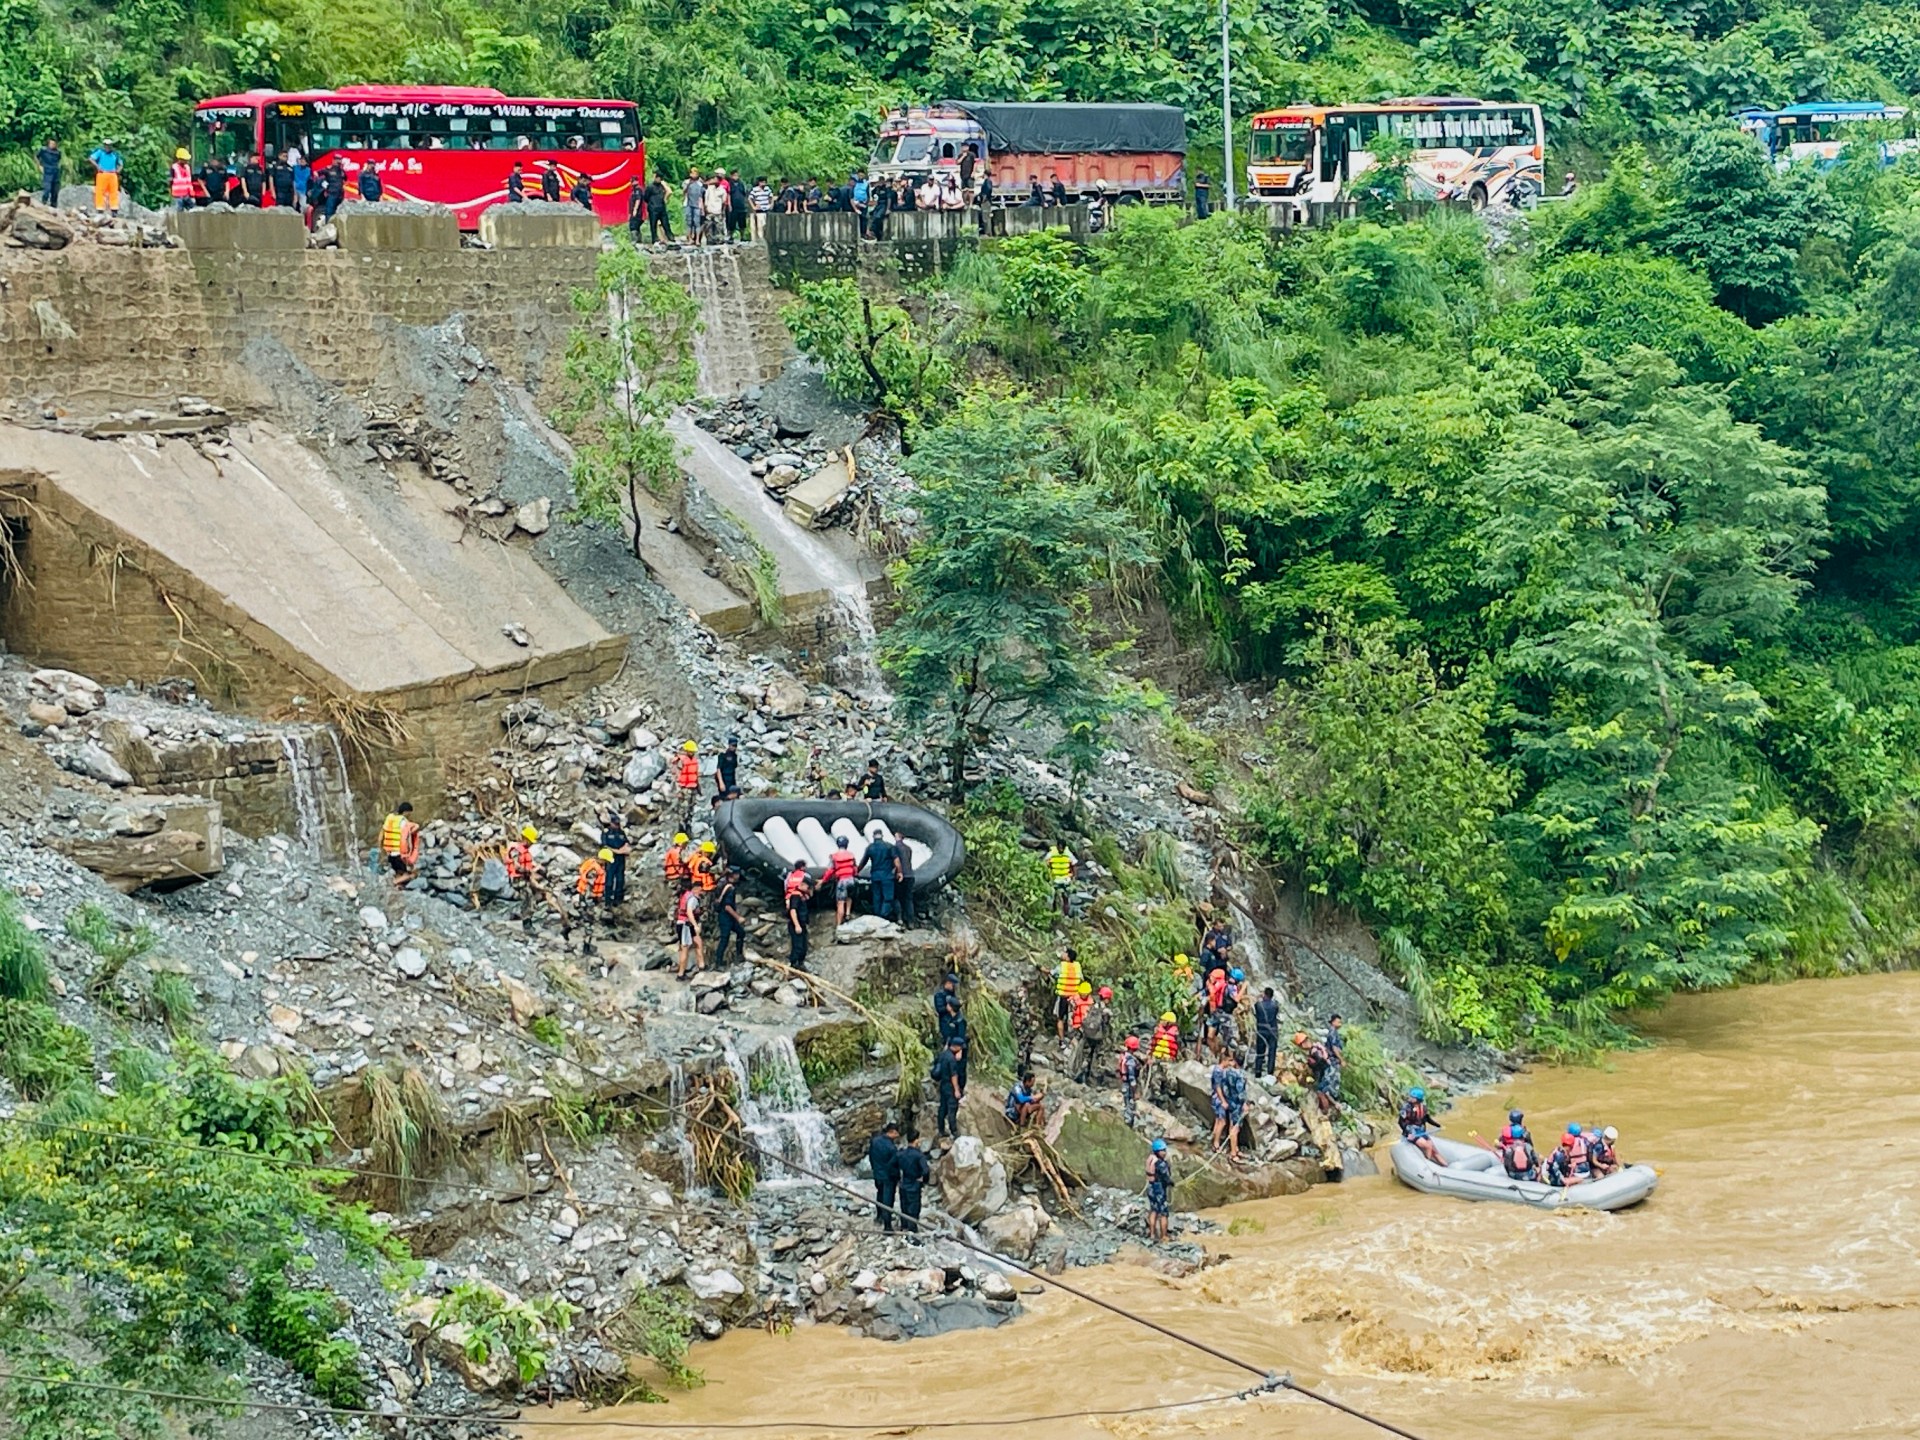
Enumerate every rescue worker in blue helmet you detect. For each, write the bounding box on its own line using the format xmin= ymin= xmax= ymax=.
xmin=1145 ymin=1138 xmax=1173 ymax=1243
xmin=1398 ymin=1086 xmax=1446 ymax=1165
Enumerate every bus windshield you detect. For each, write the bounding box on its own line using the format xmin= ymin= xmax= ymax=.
xmin=259 ymin=98 xmax=639 ymax=158
xmin=1252 ymin=125 xmax=1314 ymax=162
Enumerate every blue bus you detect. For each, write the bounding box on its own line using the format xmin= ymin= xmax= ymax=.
xmin=1736 ymin=102 xmax=1915 ymax=169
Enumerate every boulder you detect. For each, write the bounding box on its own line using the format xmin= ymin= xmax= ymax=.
xmin=514 ymin=497 xmax=553 ymax=536
xmin=762 ymin=673 xmax=810 ymax=719
xmin=835 ymin=914 xmax=900 ymax=941
xmin=30 ymin=668 xmax=104 ymax=715
xmin=26 ymin=700 xmax=68 ymax=728
xmin=52 ymin=794 xmax=223 ymax=892
xmin=63 ymin=742 xmax=132 ymax=787
xmin=978 ymin=1199 xmax=1050 ymax=1261
xmin=764 ymin=464 xmax=802 ymax=493
xmin=932 ymin=1135 xmax=1008 ymax=1224
xmin=686 ymin=1267 xmax=746 ymax=1302
xmin=477 ymin=857 xmax=512 ymax=898
xmin=624 ymin=749 xmax=666 ymax=791
xmin=603 ymin=704 xmax=647 ymax=738
xmin=394 ymin=947 xmax=429 ymax=979
xmin=1050 ymin=1103 xmax=1151 ymax=1191
xmin=866 ymin=1293 xmax=1018 ymax=1341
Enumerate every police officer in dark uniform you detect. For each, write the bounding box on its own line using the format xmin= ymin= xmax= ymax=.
xmin=895 ymin=1133 xmax=931 ymax=1236
xmin=932 ymin=973 xmax=963 ymax=1044
xmin=931 ymin=1039 xmax=966 ymax=1142
xmin=868 ymin=1120 xmax=900 ymax=1230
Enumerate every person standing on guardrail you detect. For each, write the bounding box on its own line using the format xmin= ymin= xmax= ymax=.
xmin=749 ymin=176 xmax=772 ymax=240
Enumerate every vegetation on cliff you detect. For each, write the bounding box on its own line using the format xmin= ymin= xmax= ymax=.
xmin=797 ymin=130 xmax=1920 ymax=1046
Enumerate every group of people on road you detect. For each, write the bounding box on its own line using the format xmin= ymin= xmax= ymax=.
xmin=1399 ymin=1092 xmax=1625 ymax=1188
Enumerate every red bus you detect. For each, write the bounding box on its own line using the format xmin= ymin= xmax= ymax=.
xmin=191 ymin=85 xmax=644 ymax=229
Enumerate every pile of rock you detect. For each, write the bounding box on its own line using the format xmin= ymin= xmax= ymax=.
xmin=2 ymin=193 xmax=174 ymax=250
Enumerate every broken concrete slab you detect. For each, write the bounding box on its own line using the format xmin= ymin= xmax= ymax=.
xmin=783 ymin=455 xmax=854 ymax=530
xmin=51 ymin=794 xmax=224 ymax=891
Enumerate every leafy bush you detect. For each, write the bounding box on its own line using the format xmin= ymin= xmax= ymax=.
xmin=430 ymin=1282 xmax=575 ymax=1384
xmin=0 ymin=999 xmax=92 ymax=1098
xmin=243 ymin=1277 xmax=368 ymax=1408
xmin=0 ymin=891 xmax=50 ymax=1002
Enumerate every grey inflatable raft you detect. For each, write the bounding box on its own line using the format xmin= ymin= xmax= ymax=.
xmin=714 ymin=798 xmax=966 ymax=893
xmin=1389 ymin=1135 xmax=1658 ymax=1211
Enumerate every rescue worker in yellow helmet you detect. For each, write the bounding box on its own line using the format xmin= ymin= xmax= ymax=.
xmin=674 ymin=740 xmax=701 ymax=827
xmin=505 ymin=825 xmax=539 ymax=931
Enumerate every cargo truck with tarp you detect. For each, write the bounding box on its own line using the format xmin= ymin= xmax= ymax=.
xmin=869 ymin=101 xmax=1186 ymax=205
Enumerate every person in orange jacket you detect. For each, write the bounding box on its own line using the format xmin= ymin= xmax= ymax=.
xmin=574 ymin=848 xmax=610 ymax=957
xmin=505 ymin=824 xmax=539 ymax=930
xmin=379 ymin=802 xmax=421 ymax=885
xmin=674 ymin=741 xmax=701 ymax=827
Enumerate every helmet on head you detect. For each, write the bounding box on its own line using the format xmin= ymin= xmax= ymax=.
xmin=1292 ymin=1031 xmax=1309 ymax=1047
xmin=835 ymin=835 xmax=849 ymax=848
xmin=1151 ymin=1139 xmax=1167 ymax=1152
xmin=1125 ymin=1035 xmax=1141 ymax=1050
xmin=1099 ymin=986 xmax=1113 ymax=999
xmin=175 ymin=147 xmax=189 ymax=160
xmin=682 ymin=741 xmax=698 ymax=752
xmin=673 ymin=832 xmax=689 ymax=845
xmin=1603 ymin=1126 xmax=1618 ymax=1142
xmin=1567 ymin=1123 xmax=1583 ymax=1137
xmin=520 ymin=825 xmax=538 ymax=842
xmin=1509 ymin=1110 xmax=1524 ymax=1123
xmin=1410 ymin=1087 xmax=1426 ymax=1102
xmin=1077 ymin=981 xmax=1092 ymax=995
xmin=700 ymin=840 xmax=717 ymax=853
xmin=1161 ymin=1012 xmax=1176 ymax=1025
xmin=1173 ymin=953 xmax=1190 ymax=966
xmin=597 ymin=848 xmax=614 ymax=862
xmin=1229 ymin=968 xmax=1244 ymax=981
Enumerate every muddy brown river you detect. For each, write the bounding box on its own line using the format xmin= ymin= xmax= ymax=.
xmin=553 ymin=974 xmax=1920 ymax=1439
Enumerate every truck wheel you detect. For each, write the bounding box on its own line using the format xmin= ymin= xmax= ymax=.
xmin=1469 ymin=183 xmax=1488 ymax=210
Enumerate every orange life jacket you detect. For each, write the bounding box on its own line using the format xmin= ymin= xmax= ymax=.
xmin=1070 ymin=994 xmax=1093 ymax=1029
xmin=505 ymin=841 xmax=533 ymax=879
xmin=663 ymin=844 xmax=689 ymax=881
xmin=689 ymin=852 xmax=717 ymax=891
xmin=576 ymin=859 xmax=606 ymax=897
xmin=1205 ymin=971 xmax=1226 ymax=1010
xmin=170 ymin=161 xmax=193 ymax=198
xmin=1562 ymin=1135 xmax=1591 ymax=1176
xmin=674 ymin=888 xmax=697 ymax=924
xmin=1150 ymin=1023 xmax=1179 ymax=1061
xmin=784 ymin=869 xmax=810 ymax=898
xmin=827 ymin=851 xmax=858 ymax=882
xmin=380 ymin=813 xmax=419 ymax=862
xmin=676 ymin=753 xmax=700 ymax=788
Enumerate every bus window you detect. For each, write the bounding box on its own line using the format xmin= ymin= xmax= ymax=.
xmin=594 ymin=118 xmax=624 ymax=150
xmin=193 ymin=110 xmax=257 ymax=166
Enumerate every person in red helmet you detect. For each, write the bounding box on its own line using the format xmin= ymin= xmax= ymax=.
xmin=1119 ymin=1034 xmax=1143 ymax=1128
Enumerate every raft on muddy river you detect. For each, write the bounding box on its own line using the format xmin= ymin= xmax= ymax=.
xmin=715 ymin=798 xmax=966 ymax=893
xmin=1390 ymin=1135 xmax=1658 ymax=1211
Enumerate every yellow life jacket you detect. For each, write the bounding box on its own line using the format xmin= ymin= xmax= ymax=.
xmin=1055 ymin=959 xmax=1082 ymax=996
xmin=1046 ymin=849 xmax=1073 ymax=880
xmin=379 ymin=813 xmax=409 ymax=856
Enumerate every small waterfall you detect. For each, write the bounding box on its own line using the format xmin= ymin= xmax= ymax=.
xmin=281 ymin=734 xmax=326 ymax=854
xmin=278 ymin=727 xmax=358 ymax=861
xmin=676 ymin=248 xmax=763 ymax=399
xmin=666 ymin=1062 xmax=701 ymax=1193
xmin=720 ymin=1033 xmax=839 ymax=1187
xmin=825 ymin=578 xmax=884 ymax=699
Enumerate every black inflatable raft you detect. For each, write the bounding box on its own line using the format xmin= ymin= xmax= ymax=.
xmin=714 ymin=798 xmax=966 ymax=892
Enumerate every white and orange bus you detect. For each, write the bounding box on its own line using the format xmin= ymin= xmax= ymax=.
xmin=1247 ymin=96 xmax=1544 ymax=215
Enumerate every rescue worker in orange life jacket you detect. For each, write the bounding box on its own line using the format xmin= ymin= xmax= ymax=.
xmin=574 ymin=848 xmax=610 ymax=958
xmin=1545 ymin=1123 xmax=1592 ymax=1187
xmin=663 ymin=832 xmax=690 ymax=887
xmin=379 ymin=802 xmax=421 ymax=883
xmin=505 ymin=824 xmax=539 ymax=930
xmin=674 ymin=741 xmax=701 ymax=826
xmin=1500 ymin=1121 xmax=1540 ymax=1181
xmin=1399 ymin=1087 xmax=1447 ymax=1165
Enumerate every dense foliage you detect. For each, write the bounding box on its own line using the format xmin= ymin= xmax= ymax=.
xmin=839 ymin=128 xmax=1920 ymax=1045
